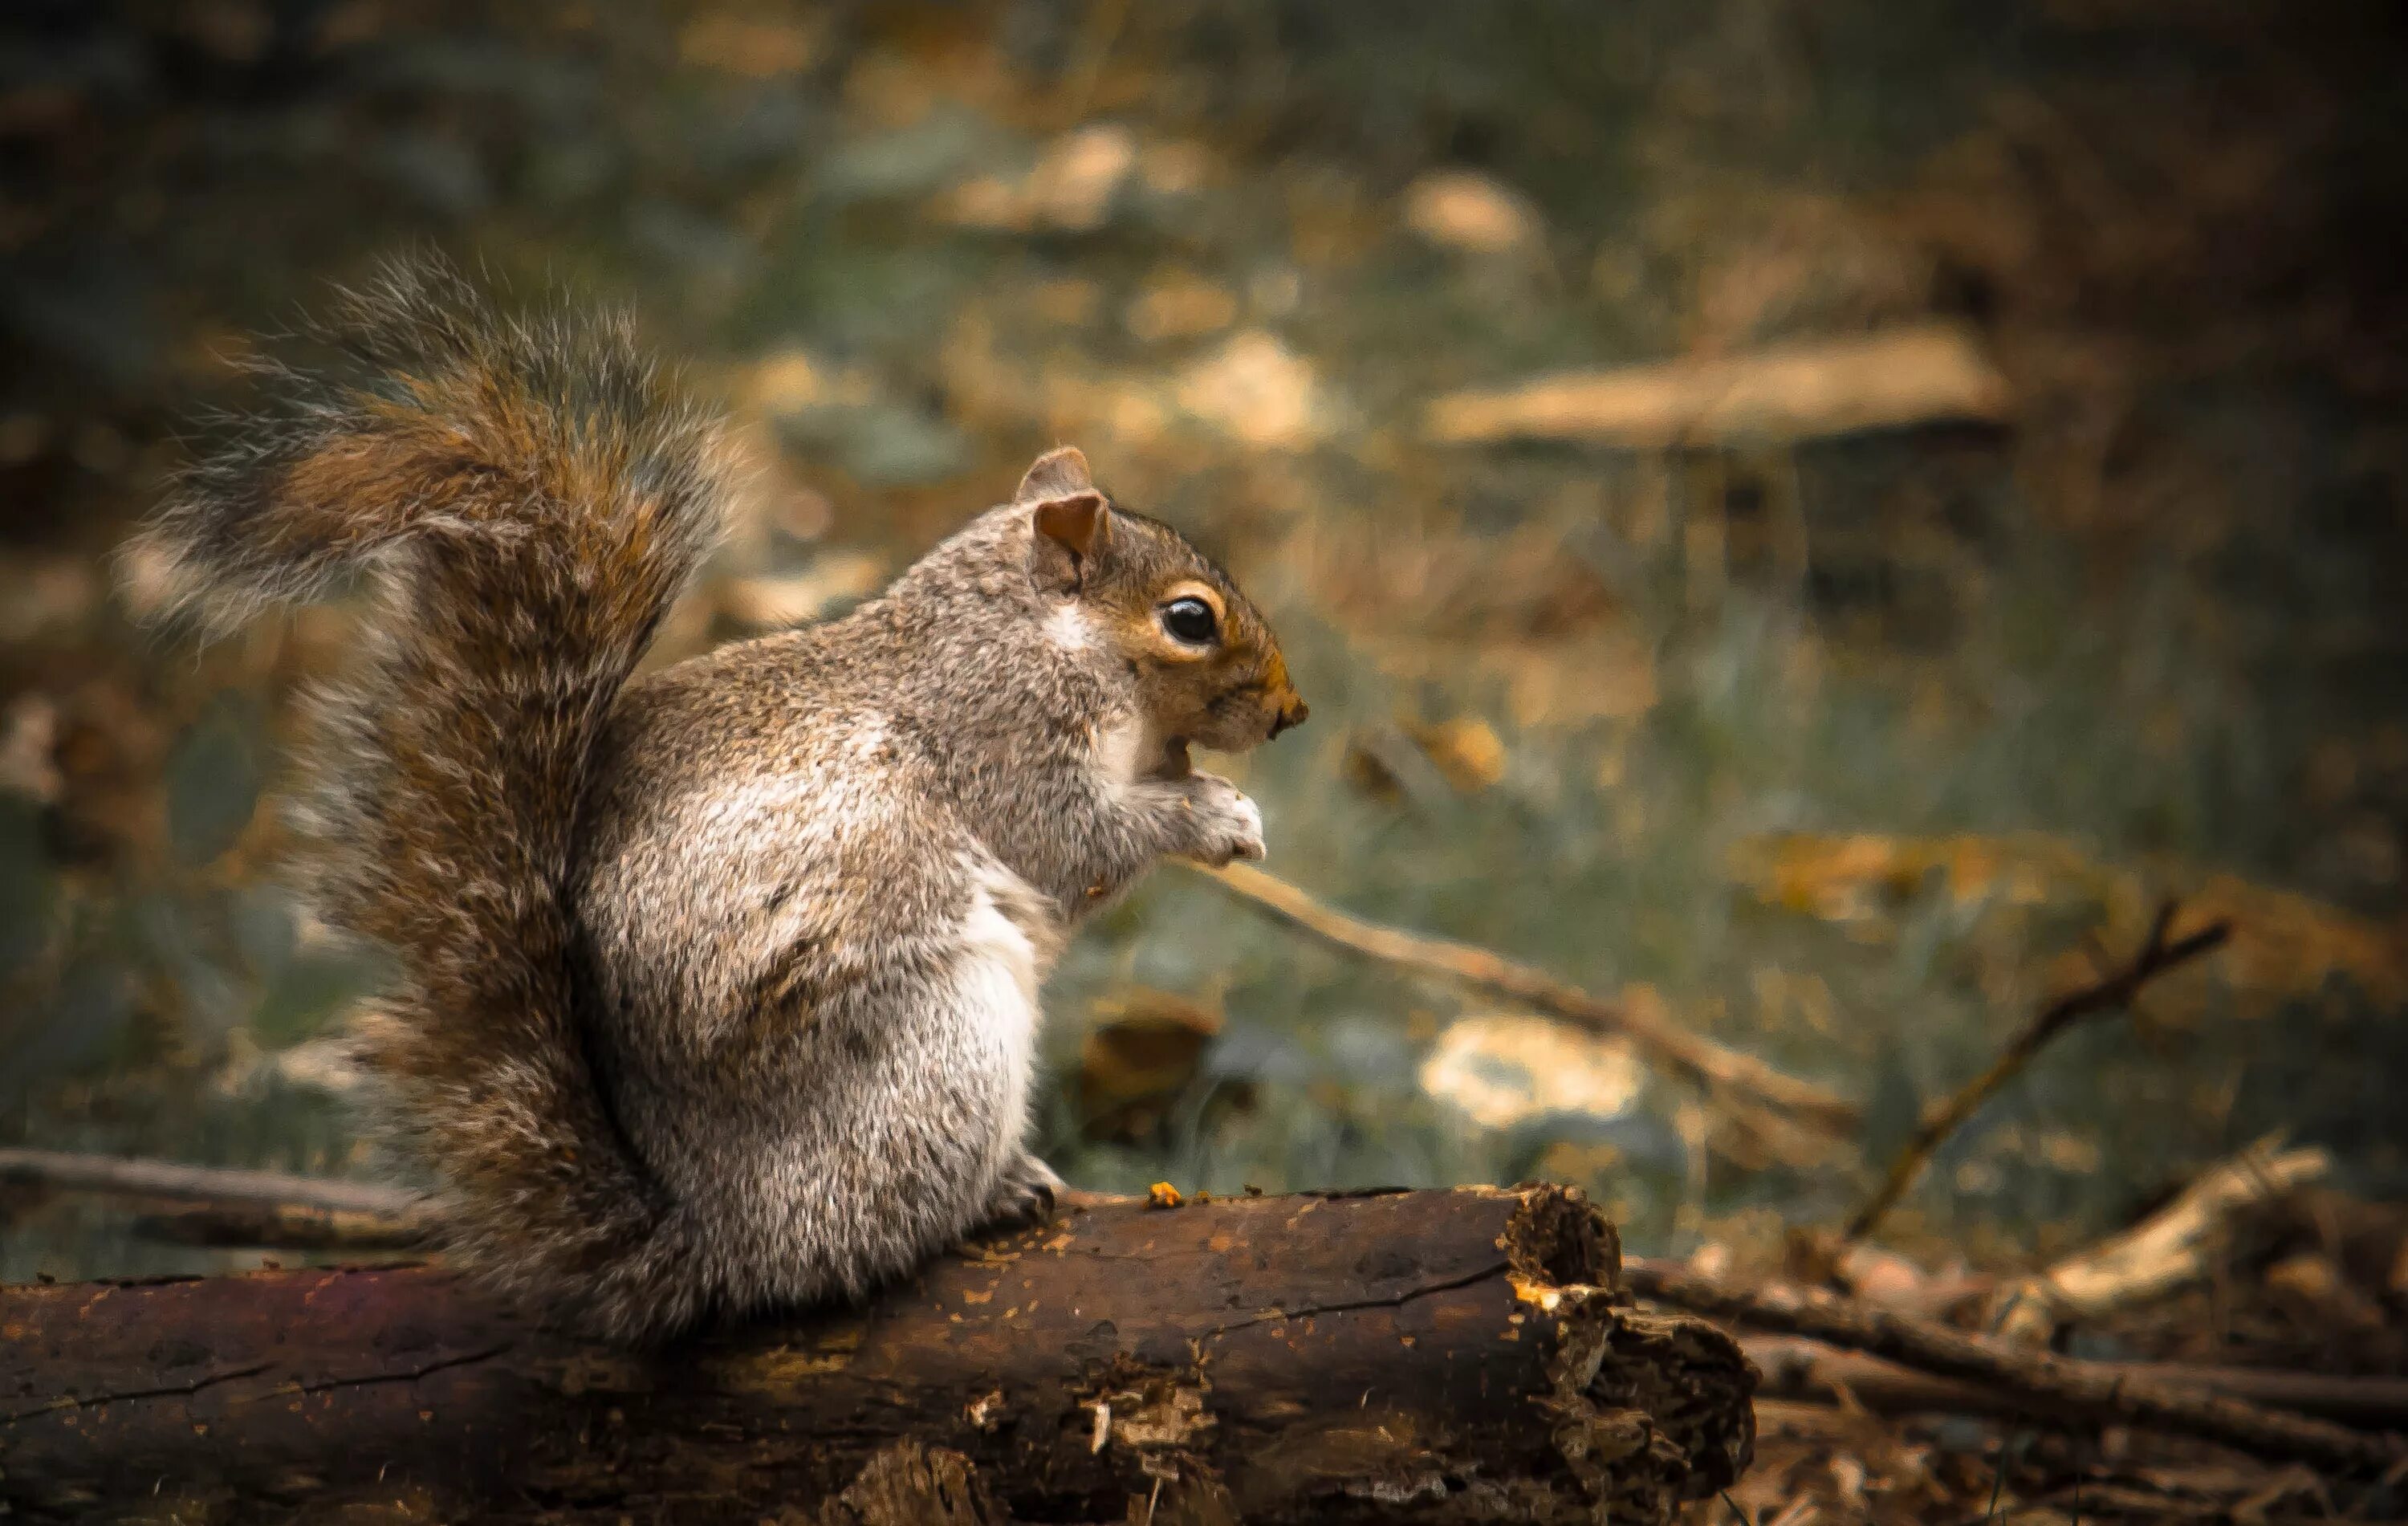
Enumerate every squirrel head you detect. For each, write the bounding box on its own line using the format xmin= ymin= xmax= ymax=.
xmin=1017 ymin=446 xmax=1308 ymax=762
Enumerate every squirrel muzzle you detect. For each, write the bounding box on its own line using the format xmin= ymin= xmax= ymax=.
xmin=1268 ymin=692 xmax=1309 ymax=739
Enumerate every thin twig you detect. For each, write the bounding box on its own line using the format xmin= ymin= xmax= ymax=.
xmin=1843 ymin=902 xmax=2231 ymax=1243
xmin=0 ymin=1148 xmax=421 ymax=1218
xmin=1190 ymin=861 xmax=1858 ymax=1135
xmin=1987 ymin=1426 xmax=2024 ymax=1522
xmin=1743 ymin=1336 xmax=2408 ymax=1429
xmin=1622 ymin=1258 xmax=2404 ymax=1475
xmin=131 ymin=1202 xmax=429 ymax=1253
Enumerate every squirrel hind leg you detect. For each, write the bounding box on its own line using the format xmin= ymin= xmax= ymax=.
xmin=972 ymin=1151 xmax=1064 ymax=1235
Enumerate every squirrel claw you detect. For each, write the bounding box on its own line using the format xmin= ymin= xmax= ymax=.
xmin=978 ymin=1154 xmax=1064 ymax=1231
xmin=1178 ymin=773 xmax=1266 ymax=866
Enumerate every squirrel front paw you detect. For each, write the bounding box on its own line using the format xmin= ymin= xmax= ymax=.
xmin=1176 ymin=771 xmax=1265 ymax=866
xmin=978 ymin=1153 xmax=1064 ymax=1232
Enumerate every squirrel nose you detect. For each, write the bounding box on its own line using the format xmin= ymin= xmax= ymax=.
xmin=1268 ymin=695 xmax=1309 ymax=739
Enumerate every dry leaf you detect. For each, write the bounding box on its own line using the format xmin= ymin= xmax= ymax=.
xmin=1401 ymin=170 xmax=1542 ymax=256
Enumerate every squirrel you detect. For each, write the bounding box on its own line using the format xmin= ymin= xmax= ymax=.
xmin=127 ymin=257 xmax=1308 ymax=1342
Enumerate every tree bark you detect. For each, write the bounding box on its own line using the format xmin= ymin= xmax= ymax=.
xmin=0 ymin=1184 xmax=1754 ymax=1524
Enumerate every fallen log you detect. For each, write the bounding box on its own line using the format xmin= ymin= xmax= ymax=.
xmin=0 ymin=1183 xmax=1753 ymax=1524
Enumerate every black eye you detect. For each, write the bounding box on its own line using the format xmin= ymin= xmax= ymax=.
xmin=1161 ymin=596 xmax=1218 ymax=645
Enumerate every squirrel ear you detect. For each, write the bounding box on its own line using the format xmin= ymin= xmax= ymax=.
xmin=1030 ymin=490 xmax=1108 ymax=591
xmin=1016 ymin=446 xmax=1093 ymax=504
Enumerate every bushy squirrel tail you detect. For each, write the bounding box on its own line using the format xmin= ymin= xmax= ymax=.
xmin=128 ymin=256 xmax=728 ymax=1340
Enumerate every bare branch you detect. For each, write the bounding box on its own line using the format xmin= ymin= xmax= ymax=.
xmin=0 ymin=1146 xmax=420 ymax=1218
xmin=1843 ymin=901 xmax=2231 ymax=1243
xmin=1190 ymin=861 xmax=1857 ymax=1136
xmin=1744 ymin=1335 xmax=2408 ymax=1431
xmin=1623 ymin=1257 xmax=2402 ymax=1474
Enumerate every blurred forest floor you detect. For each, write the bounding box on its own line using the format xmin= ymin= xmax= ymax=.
xmin=3 ymin=2 xmax=2407 ymax=1519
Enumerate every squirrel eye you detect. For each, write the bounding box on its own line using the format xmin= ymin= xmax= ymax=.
xmin=1160 ymin=596 xmax=1218 ymax=645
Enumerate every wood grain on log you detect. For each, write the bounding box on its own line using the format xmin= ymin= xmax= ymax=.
xmin=0 ymin=1184 xmax=1754 ymax=1524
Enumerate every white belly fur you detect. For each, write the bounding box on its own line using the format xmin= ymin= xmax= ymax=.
xmin=950 ymin=858 xmax=1047 ymax=1182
